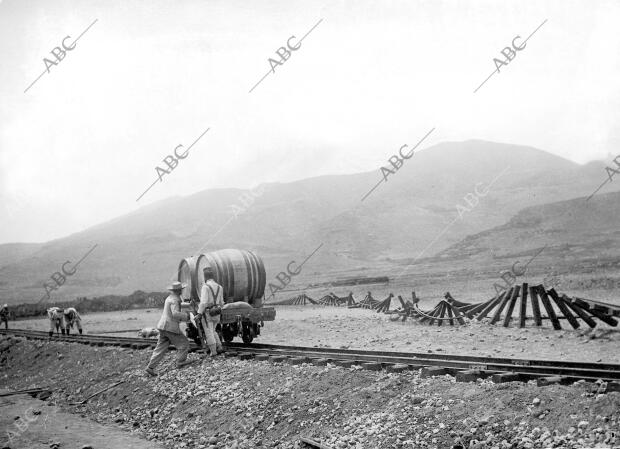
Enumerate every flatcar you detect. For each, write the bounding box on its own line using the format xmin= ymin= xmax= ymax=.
xmin=178 ymin=249 xmax=276 ymax=344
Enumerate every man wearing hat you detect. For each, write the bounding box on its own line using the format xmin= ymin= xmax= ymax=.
xmin=195 ymin=267 xmax=224 ymax=357
xmin=145 ymin=281 xmax=193 ymax=376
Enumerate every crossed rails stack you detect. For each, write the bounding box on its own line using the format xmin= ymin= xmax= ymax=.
xmin=348 ymin=292 xmax=393 ymax=313
xmin=318 ymin=292 xmax=356 ymax=307
xmin=269 ymin=293 xmax=318 ymax=306
xmin=450 ymin=283 xmax=619 ymax=330
xmin=267 ymin=282 xmax=619 ymax=330
xmin=390 ymin=292 xmax=466 ymax=325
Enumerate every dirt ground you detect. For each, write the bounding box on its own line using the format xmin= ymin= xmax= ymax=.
xmin=12 ymin=305 xmax=620 ymax=363
xmin=1 ymin=336 xmax=619 ymax=449
xmin=0 ymin=394 xmax=164 ymax=449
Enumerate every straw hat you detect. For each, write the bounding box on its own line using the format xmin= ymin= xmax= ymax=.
xmin=167 ymin=281 xmax=186 ymax=291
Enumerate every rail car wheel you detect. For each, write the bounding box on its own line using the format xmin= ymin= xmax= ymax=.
xmin=241 ymin=323 xmax=254 ymax=344
xmin=222 ymin=324 xmax=236 ymax=343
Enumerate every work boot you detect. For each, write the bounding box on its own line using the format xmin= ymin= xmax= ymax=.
xmin=145 ymin=367 xmax=157 ymax=377
xmin=79 ymin=329 xmax=83 ymax=335
xmin=66 ymin=329 xmax=70 ymax=336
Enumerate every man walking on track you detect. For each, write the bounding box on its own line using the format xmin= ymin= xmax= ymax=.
xmin=63 ymin=307 xmax=83 ymax=335
xmin=195 ymin=267 xmax=224 ymax=357
xmin=145 ymin=281 xmax=194 ymax=376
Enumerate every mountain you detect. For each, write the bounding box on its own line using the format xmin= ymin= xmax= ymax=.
xmin=0 ymin=140 xmax=618 ymax=304
xmin=436 ymin=189 xmax=620 ymax=266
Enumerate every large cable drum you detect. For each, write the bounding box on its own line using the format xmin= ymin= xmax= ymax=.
xmin=198 ymin=249 xmax=266 ymax=306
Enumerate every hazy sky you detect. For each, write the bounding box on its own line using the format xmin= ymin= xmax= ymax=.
xmin=1 ymin=0 xmax=619 ymax=244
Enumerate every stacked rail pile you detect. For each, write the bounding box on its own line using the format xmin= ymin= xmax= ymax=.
xmin=317 ymin=292 xmax=355 ymax=307
xmin=451 ymin=283 xmax=618 ymax=329
xmin=317 ymin=293 xmax=339 ymax=306
xmin=267 ymin=283 xmax=618 ymax=330
xmin=372 ymin=293 xmax=393 ymax=313
xmin=269 ymin=294 xmax=318 ymax=306
xmin=350 ymin=292 xmax=380 ymax=309
xmin=392 ymin=292 xmax=465 ymax=326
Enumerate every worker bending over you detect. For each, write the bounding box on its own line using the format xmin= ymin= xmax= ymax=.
xmin=47 ymin=307 xmax=65 ymax=336
xmin=195 ymin=267 xmax=224 ymax=357
xmin=63 ymin=307 xmax=83 ymax=335
xmin=0 ymin=304 xmax=8 ymax=329
xmin=145 ymin=281 xmax=193 ymax=376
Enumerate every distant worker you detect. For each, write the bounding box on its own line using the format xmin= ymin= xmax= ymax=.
xmin=0 ymin=304 xmax=9 ymax=329
xmin=47 ymin=307 xmax=65 ymax=336
xmin=63 ymin=307 xmax=83 ymax=335
xmin=195 ymin=267 xmax=224 ymax=357
xmin=145 ymin=281 xmax=193 ymax=376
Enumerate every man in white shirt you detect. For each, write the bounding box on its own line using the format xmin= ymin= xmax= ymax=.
xmin=195 ymin=267 xmax=224 ymax=357
xmin=63 ymin=307 xmax=83 ymax=335
xmin=47 ymin=307 xmax=65 ymax=337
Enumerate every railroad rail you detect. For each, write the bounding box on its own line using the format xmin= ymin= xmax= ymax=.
xmin=2 ymin=329 xmax=620 ymax=389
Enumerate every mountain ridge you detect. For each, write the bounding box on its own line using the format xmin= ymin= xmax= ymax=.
xmin=1 ymin=139 xmax=618 ymax=304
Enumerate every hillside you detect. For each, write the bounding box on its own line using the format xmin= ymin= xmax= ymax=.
xmin=438 ymin=190 xmax=620 ymax=262
xmin=0 ymin=140 xmax=618 ymax=304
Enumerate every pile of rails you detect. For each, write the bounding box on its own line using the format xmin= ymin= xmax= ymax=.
xmin=449 ymin=283 xmax=619 ymax=330
xmin=318 ymin=292 xmax=355 ymax=307
xmin=348 ymin=292 xmax=393 ymax=313
xmin=269 ymin=282 xmax=619 ymax=331
xmin=269 ymin=293 xmax=318 ymax=306
xmin=390 ymin=292 xmax=466 ymax=326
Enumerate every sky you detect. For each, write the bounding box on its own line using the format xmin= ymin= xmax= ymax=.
xmin=1 ymin=0 xmax=619 ymax=244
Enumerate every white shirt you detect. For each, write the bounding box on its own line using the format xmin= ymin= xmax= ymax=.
xmin=198 ymin=280 xmax=224 ymax=316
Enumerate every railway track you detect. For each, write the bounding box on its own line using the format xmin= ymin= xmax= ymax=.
xmin=3 ymin=328 xmax=620 ymax=389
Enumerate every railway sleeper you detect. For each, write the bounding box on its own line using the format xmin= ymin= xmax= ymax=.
xmin=360 ymin=362 xmax=383 ymax=371
xmin=455 ymin=369 xmax=491 ymax=382
xmin=386 ymin=363 xmax=411 ymax=373
xmin=420 ymin=366 xmax=459 ymax=378
xmin=491 ymin=372 xmax=523 ymax=383
xmin=333 ymin=360 xmax=357 ymax=368
xmin=607 ymin=381 xmax=620 ymax=392
xmin=537 ymin=376 xmax=568 ymax=386
xmin=286 ymin=356 xmax=310 ymax=365
xmin=311 ymin=358 xmax=330 ymax=366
